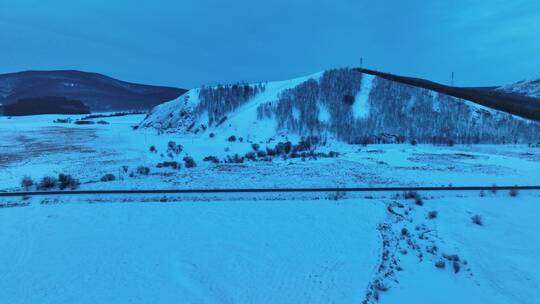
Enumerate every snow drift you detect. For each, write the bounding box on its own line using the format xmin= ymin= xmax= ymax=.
xmin=140 ymin=68 xmax=540 ymax=144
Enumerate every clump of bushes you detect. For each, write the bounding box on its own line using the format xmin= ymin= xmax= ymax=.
xmin=434 ymin=260 xmax=446 ymax=269
xmin=227 ymin=135 xmax=237 ymax=142
xmin=427 ymin=211 xmax=438 ymax=219
xmin=149 ymin=145 xmax=157 ymax=153
xmin=203 ymin=156 xmax=220 ymax=164
xmin=400 ymin=228 xmax=409 ymax=236
xmin=74 ymin=120 xmax=95 ymax=125
xmin=183 ymin=157 xmax=196 ymax=168
xmin=167 ymin=141 xmax=183 ymax=155
xmin=225 ymin=154 xmax=244 ymax=163
xmin=101 ymin=173 xmax=116 ymax=182
xmin=403 ymin=191 xmax=423 ymax=205
xmin=157 ymin=161 xmax=180 ymax=169
xmin=251 ymin=143 xmax=260 ymax=151
xmin=96 ymin=120 xmax=109 ymax=125
xmin=58 ymin=173 xmax=80 ymax=190
xmin=471 ymin=214 xmax=483 ymax=226
xmin=452 ymin=261 xmax=461 ymax=273
xmin=509 ymin=187 xmax=519 ymax=197
xmin=136 ymin=166 xmax=151 ymax=175
xmin=245 ymin=152 xmax=256 ymax=161
xmin=21 ymin=176 xmax=34 ymax=190
xmin=38 ymin=176 xmax=58 ymax=190
xmin=403 ymin=191 xmax=419 ymax=199
xmin=25 ymin=173 xmax=80 ymax=191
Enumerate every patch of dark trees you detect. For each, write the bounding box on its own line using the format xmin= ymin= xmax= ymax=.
xmin=1 ymin=96 xmax=90 ymax=116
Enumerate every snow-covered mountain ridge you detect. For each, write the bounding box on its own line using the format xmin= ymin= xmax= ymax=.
xmin=498 ymin=77 xmax=540 ymax=98
xmin=141 ymin=68 xmax=540 ymax=144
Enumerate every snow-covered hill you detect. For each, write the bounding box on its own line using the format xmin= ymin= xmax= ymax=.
xmin=140 ymin=68 xmax=540 ymax=144
xmin=498 ymin=78 xmax=540 ymax=98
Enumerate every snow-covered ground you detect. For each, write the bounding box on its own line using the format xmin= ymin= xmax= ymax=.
xmin=1 ymin=113 xmax=540 ymax=303
xmin=1 ymin=114 xmax=540 ymax=191
xmin=1 ymin=191 xmax=539 ymax=304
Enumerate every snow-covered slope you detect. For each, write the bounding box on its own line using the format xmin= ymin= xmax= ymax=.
xmin=141 ymin=68 xmax=540 ymax=144
xmin=498 ymin=78 xmax=540 ymax=98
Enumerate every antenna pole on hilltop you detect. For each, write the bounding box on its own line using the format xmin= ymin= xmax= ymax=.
xmin=451 ymin=72 xmax=454 ymax=86
xmin=360 ymin=57 xmax=363 ymax=70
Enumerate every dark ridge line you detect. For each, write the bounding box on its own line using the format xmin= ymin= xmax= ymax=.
xmin=0 ymin=186 xmax=537 ymax=197
xmin=354 ymin=68 xmax=540 ymax=122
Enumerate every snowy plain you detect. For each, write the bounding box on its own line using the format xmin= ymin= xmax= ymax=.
xmin=1 ymin=113 xmax=540 ymax=303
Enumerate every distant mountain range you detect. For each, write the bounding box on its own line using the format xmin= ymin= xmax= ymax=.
xmin=141 ymin=68 xmax=540 ymax=144
xmin=0 ymin=70 xmax=187 ymax=112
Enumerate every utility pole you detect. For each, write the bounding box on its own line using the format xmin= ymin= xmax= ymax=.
xmin=360 ymin=57 xmax=363 ymax=69
xmin=451 ymin=72 xmax=454 ymax=86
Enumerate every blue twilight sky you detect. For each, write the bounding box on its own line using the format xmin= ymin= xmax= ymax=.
xmin=1 ymin=0 xmax=539 ymax=88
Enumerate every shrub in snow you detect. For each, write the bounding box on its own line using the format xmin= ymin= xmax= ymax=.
xmin=167 ymin=141 xmax=183 ymax=155
xmin=403 ymin=191 xmax=419 ymax=200
xmin=426 ymin=245 xmax=438 ymax=254
xmin=38 ymin=176 xmax=57 ymax=190
xmin=435 ymin=260 xmax=446 ymax=269
xmin=327 ymin=151 xmax=339 ymax=158
xmin=238 ymin=137 xmax=243 ymax=142
xmin=183 ymin=157 xmax=196 ymax=168
xmin=226 ymin=154 xmax=244 ymax=163
xmin=149 ymin=145 xmax=157 ymax=153
xmin=472 ymin=214 xmax=483 ymax=226
xmin=372 ymin=280 xmax=388 ymax=292
xmin=58 ymin=173 xmax=80 ymax=190
xmin=74 ymin=120 xmax=95 ymax=125
xmin=452 ymin=261 xmax=461 ymax=273
xmin=410 ymin=139 xmax=418 ymax=146
xmin=122 ymin=166 xmax=129 ymax=173
xmin=209 ymin=132 xmax=215 ymax=138
xmin=479 ymin=190 xmax=485 ymax=197
xmin=227 ymin=135 xmax=237 ymax=142
xmin=245 ymin=152 xmax=256 ymax=161
xmin=157 ymin=161 xmax=180 ymax=169
xmin=251 ymin=143 xmax=260 ymax=151
xmin=328 ymin=191 xmax=346 ymax=200
xmin=427 ymin=211 xmax=438 ymax=219
xmin=400 ymin=228 xmax=409 ymax=236
xmin=275 ymin=141 xmax=292 ymax=155
xmin=443 ymin=254 xmax=460 ymax=262
xmin=97 ymin=120 xmax=109 ymax=125
xmin=136 ymin=166 xmax=151 ymax=175
xmin=101 ymin=173 xmax=116 ymax=182
xmin=256 ymin=150 xmax=267 ymax=157
xmin=21 ymin=176 xmax=34 ymax=190
xmin=266 ymin=147 xmax=277 ymax=156
xmin=203 ymin=156 xmax=220 ymax=164
xmin=509 ymin=187 xmax=519 ymax=197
